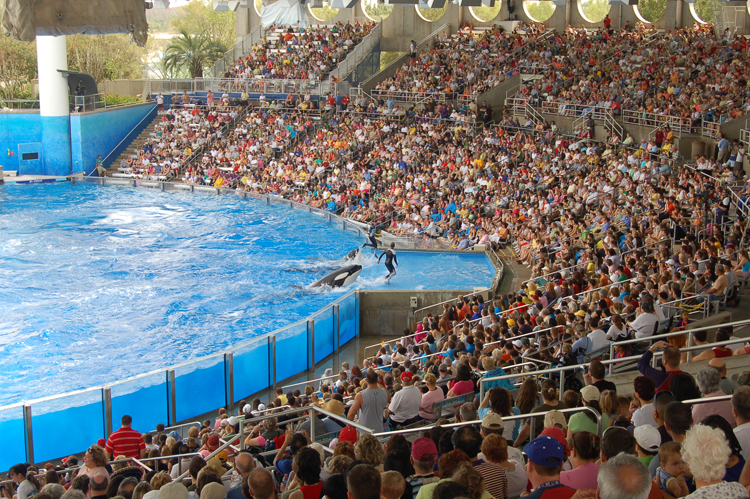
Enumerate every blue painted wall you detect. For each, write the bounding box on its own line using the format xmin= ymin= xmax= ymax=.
xmin=0 ymin=113 xmax=42 ymax=172
xmin=70 ymin=103 xmax=157 ymax=175
xmin=42 ymin=116 xmax=72 ymax=176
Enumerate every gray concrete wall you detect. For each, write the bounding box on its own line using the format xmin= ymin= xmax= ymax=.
xmin=99 ymin=79 xmax=150 ymax=97
xmin=359 ymin=289 xmax=487 ymax=336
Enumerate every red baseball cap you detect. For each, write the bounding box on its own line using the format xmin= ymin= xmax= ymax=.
xmin=540 ymin=427 xmax=569 ymax=457
xmin=207 ymin=434 xmax=221 ymax=450
xmin=339 ymin=426 xmax=358 ymax=444
xmin=411 ymin=437 xmax=437 ymax=461
xmin=401 ymin=372 xmax=413 ymax=383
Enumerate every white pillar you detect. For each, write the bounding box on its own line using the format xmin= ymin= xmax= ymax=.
xmin=35 ymin=35 xmax=72 ymax=176
xmin=36 ymin=35 xmax=70 ymax=117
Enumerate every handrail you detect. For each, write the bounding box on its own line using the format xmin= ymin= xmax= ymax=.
xmin=363 ymin=331 xmax=428 ymax=356
xmin=175 ymin=428 xmax=238 ymax=481
xmin=371 ymin=405 xmax=603 ymax=441
xmin=280 ymin=373 xmax=340 ymax=392
xmin=101 ymin=104 xmax=158 ymax=168
xmin=146 ymin=420 xmax=201 ymax=436
xmin=479 ymin=324 xmax=750 ymax=400
xmin=413 ymin=288 xmax=489 ymax=318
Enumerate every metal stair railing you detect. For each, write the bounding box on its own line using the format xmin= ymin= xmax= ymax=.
xmin=525 ymin=101 xmax=545 ymax=125
xmin=213 ymin=24 xmax=264 ymax=78
xmin=604 ymin=110 xmax=623 ymax=140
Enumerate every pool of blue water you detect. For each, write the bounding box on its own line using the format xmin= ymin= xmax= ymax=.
xmin=0 ymin=183 xmax=495 ymax=406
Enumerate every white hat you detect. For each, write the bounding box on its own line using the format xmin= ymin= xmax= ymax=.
xmin=634 ymin=425 xmax=661 ymax=453
xmin=512 ymin=340 xmax=523 ymax=348
xmin=257 ymin=403 xmax=267 ymax=412
xmin=227 ymin=416 xmax=238 ymax=426
xmin=242 ymin=404 xmax=252 ymax=414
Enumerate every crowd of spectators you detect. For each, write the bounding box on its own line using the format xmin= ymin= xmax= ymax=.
xmin=219 ymin=22 xmax=376 ymax=84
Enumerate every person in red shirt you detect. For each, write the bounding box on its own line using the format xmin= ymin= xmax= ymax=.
xmin=105 ymin=415 xmax=146 ymax=459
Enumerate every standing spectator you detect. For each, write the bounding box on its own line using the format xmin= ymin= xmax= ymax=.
xmin=598 ymin=454 xmax=652 ymax=499
xmin=348 ymin=369 xmax=389 ymax=432
xmin=717 ymin=133 xmax=731 ymax=164
xmin=638 ymin=342 xmax=685 ymax=392
xmin=692 ymin=367 xmax=736 ymax=427
xmin=731 ymin=386 xmax=750 ymax=460
xmin=523 ymin=436 xmax=576 ymax=499
xmin=105 ymin=415 xmax=146 ymax=459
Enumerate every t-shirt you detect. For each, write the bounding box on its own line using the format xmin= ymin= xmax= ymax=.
xmin=105 ymin=426 xmax=146 ymax=458
xmin=473 ymin=459 xmax=509 ymax=499
xmin=419 ymin=387 xmax=445 ymax=420
xmin=683 ymin=480 xmax=747 ymax=499
xmin=632 ymin=403 xmax=658 ymax=428
xmin=592 ymin=379 xmax=617 ymax=393
xmin=449 ymin=380 xmax=475 ymax=396
xmin=560 ymin=462 xmax=599 ymax=490
xmin=525 ymin=480 xmax=577 ymax=499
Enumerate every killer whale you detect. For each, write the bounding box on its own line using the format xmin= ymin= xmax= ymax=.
xmin=309 ymin=264 xmax=362 ymax=288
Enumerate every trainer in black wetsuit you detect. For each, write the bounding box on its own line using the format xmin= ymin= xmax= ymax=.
xmin=362 ymin=223 xmax=378 ymax=249
xmin=377 ymin=243 xmax=398 ymax=279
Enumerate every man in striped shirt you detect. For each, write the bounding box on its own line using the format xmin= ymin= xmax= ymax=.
xmin=105 ymin=415 xmax=146 ymax=459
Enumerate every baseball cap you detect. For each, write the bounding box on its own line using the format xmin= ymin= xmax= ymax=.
xmin=481 ymin=412 xmax=505 ymax=431
xmin=97 ymin=438 xmax=106 ymax=447
xmin=544 ymin=410 xmax=567 ymax=431
xmin=257 ymin=403 xmax=267 ymax=412
xmin=634 ymin=425 xmax=661 ymax=453
xmin=242 ymin=404 xmax=252 ymax=414
xmin=575 ymin=310 xmax=587 ymax=317
xmin=411 ymin=437 xmax=438 ymax=461
xmin=227 ymin=416 xmax=238 ymax=426
xmin=200 ymin=483 xmax=226 ymax=499
xmin=521 ymin=338 xmax=530 ymax=347
xmin=439 ymin=364 xmax=448 ymax=373
xmin=206 ymin=434 xmax=220 ymax=450
xmin=401 ymin=371 xmax=413 ymax=383
xmin=524 ymin=435 xmax=565 ymax=466
xmin=580 ymin=385 xmax=601 ymax=402
xmin=159 ymin=482 xmax=189 ymax=499
xmin=512 ymin=340 xmax=523 ymax=348
xmin=339 ymin=425 xmax=358 ymax=443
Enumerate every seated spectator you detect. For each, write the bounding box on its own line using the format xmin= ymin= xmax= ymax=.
xmin=388 ymin=375 xmax=422 ymax=427
xmin=418 ymin=373 xmax=445 ymax=421
xmin=452 ymin=426 xmax=508 ymax=499
xmin=598 ymin=453 xmax=653 ymax=499
xmin=514 ymin=380 xmax=567 ymax=446
xmin=523 ymin=436 xmax=576 ymax=499
xmin=656 ymin=441 xmax=689 ymax=498
xmin=732 ymin=387 xmax=750 ymax=460
xmin=481 ymin=434 xmax=527 ymax=498
xmin=567 ymin=386 xmax=608 ymax=438
xmin=701 ymin=414 xmax=745 ymax=482
xmin=381 ymin=471 xmax=406 ymax=499
xmin=693 ymin=367 xmax=736 ymax=427
xmin=560 ymin=432 xmax=600 ymax=490
xmin=682 ymin=425 xmax=748 ymax=499
xmin=634 ymin=425 xmax=661 ymax=468
xmin=407 ymin=437 xmax=440 ymax=499
xmin=631 ymin=376 xmax=658 ymax=428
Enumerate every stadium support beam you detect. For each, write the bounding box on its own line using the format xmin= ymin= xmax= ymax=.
xmin=36 ymin=35 xmax=72 ymax=176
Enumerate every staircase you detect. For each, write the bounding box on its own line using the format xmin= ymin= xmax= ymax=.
xmin=106 ymin=114 xmax=160 ymax=174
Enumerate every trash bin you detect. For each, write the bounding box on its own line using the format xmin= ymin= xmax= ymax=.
xmin=692 ymin=140 xmax=705 ymax=159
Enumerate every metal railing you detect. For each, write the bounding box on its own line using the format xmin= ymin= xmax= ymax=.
xmin=146 ymin=78 xmax=324 ymax=98
xmin=541 ymin=101 xmax=612 ymax=121
xmin=621 ymin=110 xmax=692 ymax=137
xmin=71 ymin=93 xmax=146 ymax=113
xmin=213 ymin=24 xmax=265 ymax=78
xmin=100 ymin=104 xmax=158 ymax=170
xmin=412 ymin=288 xmax=490 ymax=319
xmin=741 ymin=128 xmax=750 ymax=149
xmin=326 ymin=23 xmax=383 ymax=85
xmin=0 ymin=99 xmax=41 ymax=111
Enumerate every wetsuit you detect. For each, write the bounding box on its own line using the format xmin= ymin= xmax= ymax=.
xmin=378 ymin=249 xmax=398 ymax=279
xmin=362 ymin=225 xmax=378 ymax=249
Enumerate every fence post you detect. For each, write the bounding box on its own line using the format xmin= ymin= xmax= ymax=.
xmin=333 ymin=304 xmax=340 ymax=370
xmin=225 ymin=352 xmax=234 ymax=413
xmin=169 ymin=370 xmax=177 ymax=425
xmin=308 ymin=320 xmax=315 ymax=371
xmin=23 ymin=404 xmax=33 ymax=464
xmin=271 ymin=336 xmax=277 ymax=393
xmin=103 ymin=387 xmax=113 ymax=437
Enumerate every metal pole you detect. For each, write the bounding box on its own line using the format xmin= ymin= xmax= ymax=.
xmin=103 ymin=387 xmax=113 ymax=437
xmin=24 ymin=404 xmax=33 ymax=464
xmin=225 ymin=352 xmax=234 ymax=413
xmin=272 ymin=336 xmax=277 ymax=393
xmin=333 ymin=304 xmax=340 ymax=371
xmin=169 ymin=370 xmax=177 ymax=426
xmin=309 ymin=320 xmax=315 ymax=370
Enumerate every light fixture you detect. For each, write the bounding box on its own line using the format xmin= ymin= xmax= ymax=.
xmin=330 ymin=0 xmax=359 ymax=7
xmin=481 ymin=0 xmax=495 ymax=6
xmin=152 ymin=0 xmax=170 ymax=7
xmin=213 ymin=0 xmax=230 ymax=11
xmin=227 ymin=0 xmax=241 ymax=9
xmin=426 ymin=0 xmax=446 ymax=6
xmin=457 ymin=0 xmax=482 ymax=6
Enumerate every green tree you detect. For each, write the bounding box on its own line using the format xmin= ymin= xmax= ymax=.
xmin=0 ymin=36 xmax=37 ymax=100
xmin=417 ymin=4 xmax=448 ymax=21
xmin=694 ymin=0 xmax=717 ymax=23
xmin=362 ymin=0 xmax=394 ymax=21
xmin=310 ymin=1 xmax=340 ymax=21
xmin=171 ymin=0 xmax=236 ymax=50
xmin=636 ymin=0 xmax=666 ymax=22
xmin=471 ymin=4 xmax=502 ymax=21
xmin=67 ymin=34 xmax=147 ymax=82
xmin=163 ymin=30 xmax=227 ymax=78
xmin=579 ymin=0 xmax=610 ymax=22
xmin=525 ymin=0 xmax=555 ymax=22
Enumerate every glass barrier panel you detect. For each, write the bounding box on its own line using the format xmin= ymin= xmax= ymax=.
xmin=275 ymin=322 xmax=308 ymax=381
xmin=174 ymin=356 xmax=225 ymax=422
xmin=110 ymin=371 xmax=169 ymax=436
xmin=339 ymin=292 xmax=358 ymax=345
xmin=0 ymin=405 xmax=26 ymax=470
xmin=232 ymin=338 xmax=270 ymax=402
xmin=313 ymin=307 xmax=335 ymax=361
xmin=32 ymin=389 xmax=104 ymax=463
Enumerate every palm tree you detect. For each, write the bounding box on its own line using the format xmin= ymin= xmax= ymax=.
xmin=163 ymin=30 xmax=227 ymax=79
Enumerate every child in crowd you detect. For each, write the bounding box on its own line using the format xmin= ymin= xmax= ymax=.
xmin=634 ymin=425 xmax=661 ymax=467
xmin=381 ymin=471 xmax=406 ymax=499
xmin=657 ymin=441 xmax=689 ymax=498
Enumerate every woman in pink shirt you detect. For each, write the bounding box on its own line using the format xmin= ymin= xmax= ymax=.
xmin=560 ymin=431 xmax=600 ymax=490
xmin=447 ymin=364 xmax=475 ymax=397
xmin=419 ymin=373 xmax=445 ymax=421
